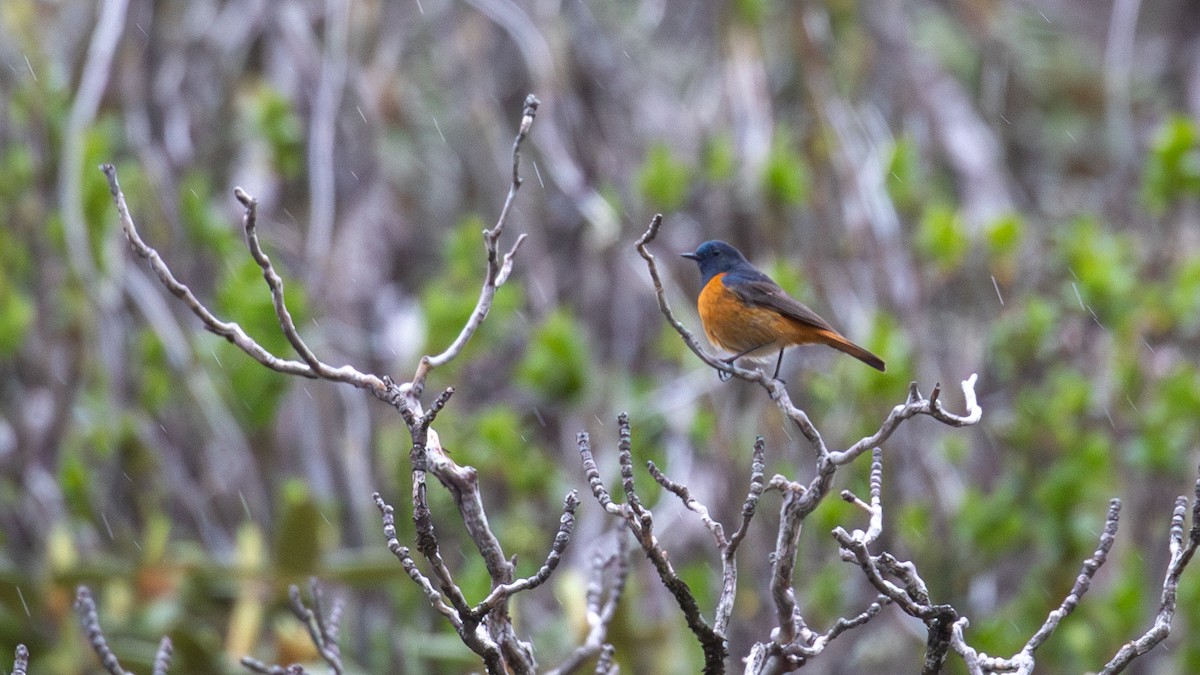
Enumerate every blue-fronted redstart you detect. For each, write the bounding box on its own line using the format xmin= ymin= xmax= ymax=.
xmin=682 ymin=240 xmax=885 ymax=378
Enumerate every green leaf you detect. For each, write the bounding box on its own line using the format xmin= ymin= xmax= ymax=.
xmin=245 ymin=85 xmax=305 ymax=179
xmin=637 ymin=143 xmax=691 ymax=211
xmin=915 ymin=204 xmax=969 ymax=271
xmin=884 ymin=135 xmax=923 ymax=213
xmin=274 ymin=480 xmax=326 ymax=575
xmin=702 ymin=134 xmax=736 ymax=182
xmin=1168 ymin=255 xmax=1200 ymax=332
xmin=179 ymin=171 xmax=238 ymax=255
xmin=984 ymin=213 xmax=1023 ymax=258
xmin=761 ymin=127 xmax=809 ymax=206
xmin=1142 ymin=115 xmax=1200 ymax=214
xmin=213 ymin=258 xmax=306 ymax=429
xmin=517 ymin=310 xmax=590 ymax=404
xmin=0 ymin=287 xmax=33 ymax=356
xmin=1058 ymin=217 xmax=1138 ymax=326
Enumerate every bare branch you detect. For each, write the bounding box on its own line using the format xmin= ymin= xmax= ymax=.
xmin=840 ymin=447 xmax=885 ymax=545
xmin=826 ymin=375 xmax=981 ymax=466
xmin=472 ymin=491 xmax=580 ymax=617
xmin=401 ymin=427 xmax=474 ymax=616
xmin=648 ymin=460 xmax=727 ymax=547
xmin=373 ymin=492 xmax=461 ymax=627
xmin=578 ymin=432 xmax=624 ymax=517
xmin=74 ymin=586 xmax=129 ymax=675
xmin=715 ymin=437 xmax=767 ymax=637
xmin=730 ymin=437 xmax=767 ymax=552
xmin=579 ymin=415 xmax=727 ymax=673
xmin=948 ymin=619 xmax=998 ymax=675
xmin=832 ymin=529 xmax=959 ymax=673
xmin=241 ymin=656 xmax=308 ymax=674
xmin=616 ymin=413 xmax=644 ymax=516
xmin=101 ymin=164 xmax=398 ymax=406
xmin=1100 ymin=471 xmax=1200 ymax=674
xmin=103 ymin=165 xmax=312 ymax=378
xmin=781 ymin=596 xmax=888 ymax=662
xmin=12 ymin=644 xmax=28 ymax=675
xmin=1022 ymin=499 xmax=1121 ymax=655
xmin=395 ymin=414 xmax=546 ymax=674
xmin=152 ymin=637 xmax=173 ymax=675
xmin=809 ymin=597 xmax=887 ymax=651
xmin=408 ymin=95 xmax=540 ymax=395
xmin=767 ymin=480 xmax=808 ymax=645
xmin=547 ymin=534 xmax=630 ymax=675
xmin=286 ymin=580 xmax=345 ymax=675
xmin=594 ymin=644 xmax=616 ymax=675
xmin=729 ymin=436 xmax=767 ymax=557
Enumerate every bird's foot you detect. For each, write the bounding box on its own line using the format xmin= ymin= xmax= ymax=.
xmin=718 ymin=358 xmax=736 ymax=382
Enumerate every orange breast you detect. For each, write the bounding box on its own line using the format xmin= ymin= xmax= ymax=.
xmin=698 ymin=274 xmax=832 ymax=357
xmin=698 ymin=275 xmax=779 ymax=356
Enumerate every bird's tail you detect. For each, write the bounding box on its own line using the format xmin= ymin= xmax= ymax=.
xmin=818 ymin=330 xmax=886 ymax=372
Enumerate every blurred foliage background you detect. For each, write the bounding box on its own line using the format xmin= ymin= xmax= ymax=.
xmin=2 ymin=0 xmax=1199 ymax=673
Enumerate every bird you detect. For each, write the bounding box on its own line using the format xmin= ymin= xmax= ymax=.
xmin=681 ymin=240 xmax=885 ymax=379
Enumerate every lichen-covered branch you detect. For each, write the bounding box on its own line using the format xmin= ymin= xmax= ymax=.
xmin=12 ymin=644 xmax=28 ymax=675
xmin=288 ymin=580 xmax=344 ymax=675
xmin=833 ymin=458 xmax=1200 ymax=675
xmin=152 ymin=637 xmax=173 ymax=675
xmin=74 ymin=586 xmax=129 ymax=675
xmin=546 ymin=532 xmax=630 ymax=675
xmin=1100 ymin=471 xmax=1200 ymax=674
xmin=472 ymin=491 xmax=580 ymax=618
xmin=1021 ymin=499 xmax=1121 ymax=654
xmin=373 ymin=491 xmax=461 ymax=626
xmin=579 ymin=414 xmax=728 ymax=673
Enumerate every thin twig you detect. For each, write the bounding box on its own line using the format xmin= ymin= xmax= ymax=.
xmin=714 ymin=437 xmax=767 ymax=638
xmin=241 ymin=656 xmax=308 ymax=674
xmin=546 ymin=532 xmax=630 ymax=675
xmin=578 ymin=432 xmax=624 ymax=517
xmin=1100 ymin=471 xmax=1200 ymax=674
xmin=648 ymin=460 xmax=727 ymax=548
xmin=152 ymin=636 xmax=173 ymax=675
xmin=840 ymin=447 xmax=885 ymax=545
xmin=579 ymin=416 xmax=728 ymax=673
xmin=286 ymin=581 xmax=344 ymax=675
xmin=785 ymin=596 xmax=888 ymax=659
xmin=472 ymin=491 xmax=580 ymax=618
xmin=101 ymin=164 xmax=398 ymax=406
xmin=12 ymin=644 xmax=28 ymax=675
xmin=74 ymin=586 xmax=129 ymax=675
xmin=826 ymin=377 xmax=981 ymax=467
xmin=373 ymin=492 xmax=461 ymax=627
xmin=594 ymin=644 xmax=616 ymax=675
xmin=408 ymin=95 xmax=539 ymax=396
xmin=1022 ymin=499 xmax=1121 ymax=655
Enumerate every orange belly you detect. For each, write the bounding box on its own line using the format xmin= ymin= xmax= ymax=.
xmin=698 ymin=274 xmax=824 ymax=357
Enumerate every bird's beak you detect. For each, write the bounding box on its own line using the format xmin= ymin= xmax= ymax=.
xmin=680 ymin=252 xmax=699 ymax=260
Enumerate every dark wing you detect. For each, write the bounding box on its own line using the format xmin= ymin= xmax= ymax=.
xmin=725 ymin=276 xmax=837 ymax=332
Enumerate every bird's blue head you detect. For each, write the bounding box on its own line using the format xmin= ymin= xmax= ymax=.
xmin=681 ymin=240 xmax=751 ymax=286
